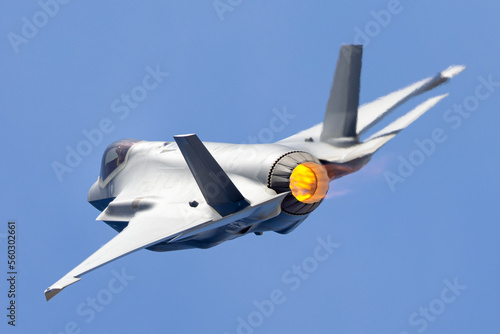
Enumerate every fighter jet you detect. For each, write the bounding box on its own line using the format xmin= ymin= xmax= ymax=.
xmin=45 ymin=45 xmax=464 ymax=301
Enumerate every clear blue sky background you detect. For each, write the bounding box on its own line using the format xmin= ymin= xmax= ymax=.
xmin=1 ymin=1 xmax=499 ymax=333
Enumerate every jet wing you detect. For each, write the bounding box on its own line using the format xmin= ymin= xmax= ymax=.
xmin=44 ymin=200 xmax=209 ymax=301
xmin=279 ymin=65 xmax=465 ymax=144
xmin=276 ymin=93 xmax=449 ymax=164
xmin=46 ymin=133 xmax=288 ymax=301
xmin=45 ymin=192 xmax=286 ymax=301
xmin=356 ymin=65 xmax=465 ymax=135
xmin=338 ymin=94 xmax=449 ymax=162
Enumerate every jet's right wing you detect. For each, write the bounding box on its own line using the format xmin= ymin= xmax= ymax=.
xmin=338 ymin=93 xmax=449 ymax=162
xmin=281 ymin=93 xmax=449 ymax=164
xmin=279 ymin=65 xmax=465 ymax=145
xmin=356 ymin=65 xmax=465 ymax=135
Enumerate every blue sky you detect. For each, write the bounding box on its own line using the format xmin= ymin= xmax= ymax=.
xmin=1 ymin=1 xmax=499 ymax=333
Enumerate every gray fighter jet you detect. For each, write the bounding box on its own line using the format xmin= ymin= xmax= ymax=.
xmin=45 ymin=45 xmax=464 ymax=301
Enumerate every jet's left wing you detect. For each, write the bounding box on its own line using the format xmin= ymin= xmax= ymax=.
xmin=45 ymin=192 xmax=285 ymax=301
xmin=44 ymin=200 xmax=210 ymax=301
xmin=45 ymin=133 xmax=288 ymax=301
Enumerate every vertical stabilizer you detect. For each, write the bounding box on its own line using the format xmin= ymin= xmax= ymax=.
xmin=320 ymin=44 xmax=363 ymax=147
xmin=174 ymin=134 xmax=250 ymax=216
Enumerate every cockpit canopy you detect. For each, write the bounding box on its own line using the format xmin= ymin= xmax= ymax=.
xmin=100 ymin=139 xmax=139 ymax=184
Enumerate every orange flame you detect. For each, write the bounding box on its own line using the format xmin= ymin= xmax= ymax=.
xmin=289 ymin=162 xmax=329 ymax=203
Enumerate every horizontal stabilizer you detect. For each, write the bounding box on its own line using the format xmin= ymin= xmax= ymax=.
xmin=174 ymin=134 xmax=250 ymax=216
xmin=357 ymin=65 xmax=465 ymax=136
xmin=342 ymin=94 xmax=448 ymax=162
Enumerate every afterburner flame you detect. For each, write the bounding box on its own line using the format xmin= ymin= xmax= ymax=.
xmin=289 ymin=162 xmax=329 ymax=204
